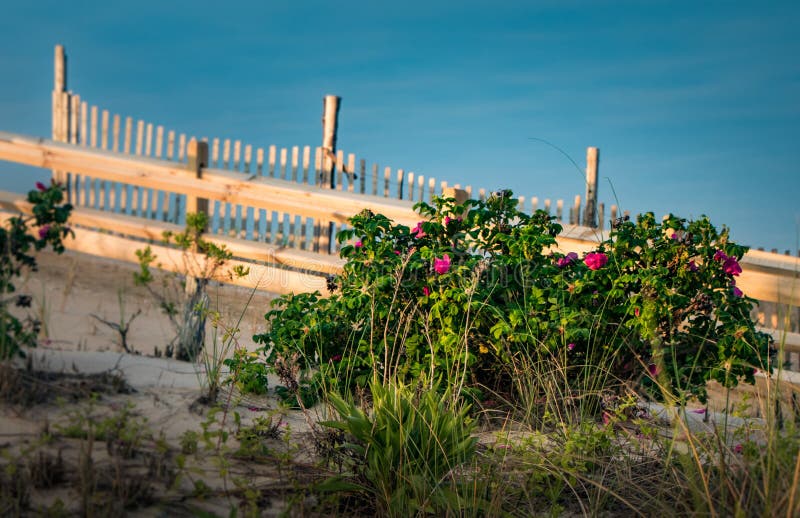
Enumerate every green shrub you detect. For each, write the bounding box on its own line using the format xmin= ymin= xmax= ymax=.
xmin=1 ymin=181 xmax=73 ymax=359
xmin=254 ymin=191 xmax=772 ymax=405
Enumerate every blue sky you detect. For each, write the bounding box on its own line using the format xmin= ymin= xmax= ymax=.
xmin=1 ymin=0 xmax=798 ymax=252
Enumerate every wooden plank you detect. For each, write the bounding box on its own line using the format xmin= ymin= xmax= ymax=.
xmin=112 ymin=114 xmax=120 ymax=153
xmin=155 ymin=125 xmax=164 ymax=158
xmin=178 ymin=134 xmax=186 ymax=161
xmin=212 ymin=138 xmax=220 ymax=167
xmin=302 ymin=146 xmax=310 ymax=184
xmin=81 ymin=102 xmax=88 ymax=147
xmin=135 ymin=120 xmax=144 ymax=155
xmin=291 ymin=146 xmax=299 ymax=182
xmin=397 ymin=169 xmax=404 ymax=199
xmin=268 ymin=145 xmax=276 ymax=177
xmin=314 ymin=147 xmax=322 ymax=186
xmin=101 ymin=110 xmax=109 ymax=150
xmin=359 ymin=159 xmax=366 ymax=194
xmin=223 ymin=139 xmax=231 ymax=169
xmin=407 ymin=171 xmax=415 ymax=201
xmin=336 ymin=150 xmax=344 ymax=190
xmin=244 ymin=144 xmax=252 ymax=174
xmin=145 ymin=123 xmax=153 ymax=156
xmin=256 ymin=147 xmax=264 ymax=176
xmin=124 ymin=117 xmax=133 ymax=154
xmin=167 ymin=130 xmax=175 ymax=160
xmin=347 ymin=153 xmax=355 ymax=192
xmin=384 ymin=166 xmax=391 ymax=197
xmin=233 ymin=140 xmax=241 ymax=170
xmin=280 ymin=148 xmax=288 ymax=180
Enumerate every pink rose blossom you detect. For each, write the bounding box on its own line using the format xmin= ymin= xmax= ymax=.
xmin=38 ymin=225 xmax=50 ymax=239
xmin=567 ymin=343 xmax=575 ymax=351
xmin=714 ymin=250 xmax=728 ymax=262
xmin=444 ymin=216 xmax=451 ymax=225
xmin=687 ymin=260 xmax=699 ymax=272
xmin=354 ymin=240 xmax=363 ymax=248
xmin=410 ymin=221 xmax=426 ymax=238
xmin=394 ymin=250 xmax=401 ymax=255
xmin=722 ymin=257 xmax=742 ymax=276
xmin=733 ymin=443 xmax=744 ymax=454
xmin=690 ymin=408 xmax=706 ymax=415
xmin=434 ymin=254 xmax=451 ymax=275
xmin=732 ymin=284 xmax=743 ymax=298
xmin=556 ymin=252 xmax=578 ymax=268
xmin=647 ymin=363 xmax=660 ymax=377
xmin=634 ymin=307 xmax=640 ymax=317
xmin=584 ymin=252 xmax=608 ymax=270
xmin=330 ymin=354 xmax=342 ymax=362
xmin=422 ymin=286 xmax=431 ymax=297
xmin=35 ymin=181 xmax=47 ymax=192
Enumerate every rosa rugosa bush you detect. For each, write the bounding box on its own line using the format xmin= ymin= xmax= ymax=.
xmin=254 ymin=191 xmax=772 ymax=404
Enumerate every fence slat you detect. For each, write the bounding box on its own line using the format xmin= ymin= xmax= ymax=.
xmin=347 ymin=153 xmax=356 ymax=192
xmin=268 ymin=145 xmax=276 ymax=177
xmin=397 ymin=169 xmax=404 ymax=200
xmin=256 ymin=148 xmax=264 ymax=176
xmin=359 ymin=159 xmax=366 ymax=194
xmin=280 ymin=148 xmax=288 ymax=180
xmin=222 ymin=139 xmax=230 ymax=169
xmin=112 ymin=114 xmax=120 ymax=153
xmin=234 ymin=140 xmax=241 ymax=171
xmin=244 ymin=144 xmax=252 ymax=174
xmin=155 ymin=125 xmax=163 ymax=158
xmin=291 ymin=146 xmax=299 ymax=182
xmin=372 ymin=163 xmax=379 ymax=196
xmin=302 ymin=146 xmax=310 ymax=184
xmin=212 ymin=138 xmax=220 ymax=167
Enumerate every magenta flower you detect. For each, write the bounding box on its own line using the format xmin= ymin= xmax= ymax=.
xmin=35 ymin=181 xmax=47 ymax=192
xmin=354 ymin=240 xmax=363 ymax=248
xmin=567 ymin=343 xmax=575 ymax=351
xmin=444 ymin=216 xmax=451 ymax=225
xmin=330 ymin=354 xmax=342 ymax=362
xmin=722 ymin=257 xmax=742 ymax=276
xmin=647 ymin=363 xmax=660 ymax=377
xmin=584 ymin=252 xmax=608 ymax=270
xmin=434 ymin=254 xmax=451 ymax=275
xmin=733 ymin=443 xmax=744 ymax=454
xmin=602 ymin=412 xmax=612 ymax=426
xmin=690 ymin=408 xmax=706 ymax=415
xmin=556 ymin=252 xmax=578 ymax=268
xmin=732 ymin=283 xmax=743 ymax=298
xmin=410 ymin=221 xmax=426 ymax=238
xmin=393 ymin=250 xmax=401 ymax=255
xmin=422 ymin=286 xmax=431 ymax=297
xmin=38 ymin=225 xmax=50 ymax=239
xmin=687 ymin=260 xmax=699 ymax=272
xmin=714 ymin=250 xmax=728 ymax=262
xmin=634 ymin=307 xmax=640 ymax=317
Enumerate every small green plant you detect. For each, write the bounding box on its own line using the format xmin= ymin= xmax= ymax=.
xmin=322 ymin=379 xmax=478 ymax=516
xmin=0 ymin=180 xmax=72 ymax=359
xmin=135 ymin=212 xmax=248 ymax=361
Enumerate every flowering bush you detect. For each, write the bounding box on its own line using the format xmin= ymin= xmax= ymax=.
xmin=1 ymin=181 xmax=73 ymax=359
xmin=255 ymin=191 xmax=772 ymax=404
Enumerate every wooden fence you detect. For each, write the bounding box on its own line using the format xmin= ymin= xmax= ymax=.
xmin=0 ymin=131 xmax=798 ymax=371
xmin=0 ymin=44 xmax=797 ymax=373
xmin=49 ymin=45 xmax=611 ymax=256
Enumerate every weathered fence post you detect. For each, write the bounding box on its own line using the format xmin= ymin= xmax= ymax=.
xmin=52 ymin=44 xmax=68 ymax=189
xmin=583 ymin=147 xmax=599 ymax=228
xmin=185 ymin=139 xmax=209 ymax=220
xmin=317 ymin=95 xmax=341 ymax=254
xmin=175 ymin=138 xmax=211 ymax=361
